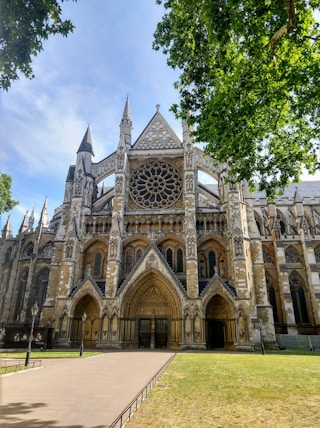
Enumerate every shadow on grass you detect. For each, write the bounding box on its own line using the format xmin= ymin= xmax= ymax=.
xmin=0 ymin=402 xmax=106 ymax=428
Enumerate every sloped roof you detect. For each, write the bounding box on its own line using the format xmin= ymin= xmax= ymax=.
xmin=253 ymin=181 xmax=320 ymax=200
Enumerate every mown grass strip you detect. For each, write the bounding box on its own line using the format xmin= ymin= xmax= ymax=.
xmin=127 ymin=353 xmax=320 ymax=428
xmin=0 ymin=351 xmax=102 ymax=359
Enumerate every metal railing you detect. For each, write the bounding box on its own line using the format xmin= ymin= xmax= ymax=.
xmin=109 ymin=353 xmax=176 ymax=428
xmin=0 ymin=359 xmax=42 ymax=374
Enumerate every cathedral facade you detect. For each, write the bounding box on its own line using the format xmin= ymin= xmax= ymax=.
xmin=1 ymin=99 xmax=320 ymax=350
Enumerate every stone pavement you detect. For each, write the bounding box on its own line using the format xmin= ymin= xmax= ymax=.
xmin=0 ymin=351 xmax=175 ymax=428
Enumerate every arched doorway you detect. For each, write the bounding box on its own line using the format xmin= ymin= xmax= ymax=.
xmin=70 ymin=294 xmax=100 ymax=347
xmin=205 ymin=294 xmax=234 ymax=349
xmin=121 ymin=272 xmax=182 ymax=349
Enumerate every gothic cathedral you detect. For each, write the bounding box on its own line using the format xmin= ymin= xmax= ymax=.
xmin=1 ymin=99 xmax=320 ymax=350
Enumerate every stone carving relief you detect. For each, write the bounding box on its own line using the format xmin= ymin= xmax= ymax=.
xmin=137 ymin=286 xmax=169 ymax=314
xmin=75 ymin=169 xmax=83 ymax=195
xmin=185 ymin=143 xmax=193 ymax=168
xmin=234 ymin=236 xmax=243 ymax=257
xmin=186 ymin=174 xmax=194 ymax=192
xmin=65 ymin=239 xmax=74 ymax=259
xmin=115 ymin=176 xmax=123 ymax=194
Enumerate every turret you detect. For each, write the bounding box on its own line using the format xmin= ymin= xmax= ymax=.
xmin=294 ymin=187 xmax=304 ymax=218
xmin=76 ymin=126 xmax=94 ymax=175
xmin=1 ymin=215 xmax=13 ymax=240
xmin=38 ymin=197 xmax=48 ymax=228
xmin=19 ymin=211 xmax=29 ymax=234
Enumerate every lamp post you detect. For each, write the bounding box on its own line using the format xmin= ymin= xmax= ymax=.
xmin=80 ymin=312 xmax=87 ymax=356
xmin=25 ymin=302 xmax=39 ymax=366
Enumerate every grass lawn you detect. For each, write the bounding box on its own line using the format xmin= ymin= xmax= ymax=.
xmin=0 ymin=350 xmax=101 ymax=359
xmin=127 ymin=352 xmax=320 ymax=428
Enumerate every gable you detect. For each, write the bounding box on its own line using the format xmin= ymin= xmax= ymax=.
xmin=132 ymin=111 xmax=182 ymax=150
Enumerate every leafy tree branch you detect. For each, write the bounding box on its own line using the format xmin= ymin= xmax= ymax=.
xmin=0 ymin=0 xmax=77 ymax=90
xmin=154 ymin=0 xmax=320 ymax=197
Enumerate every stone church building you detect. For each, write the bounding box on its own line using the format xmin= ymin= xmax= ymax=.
xmin=1 ymin=99 xmax=320 ymax=350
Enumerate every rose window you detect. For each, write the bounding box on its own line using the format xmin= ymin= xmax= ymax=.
xmin=130 ymin=161 xmax=182 ymax=208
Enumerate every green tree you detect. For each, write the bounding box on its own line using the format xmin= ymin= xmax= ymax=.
xmin=0 ymin=0 xmax=76 ymax=90
xmin=154 ymin=0 xmax=320 ymax=196
xmin=0 ymin=174 xmax=18 ymax=217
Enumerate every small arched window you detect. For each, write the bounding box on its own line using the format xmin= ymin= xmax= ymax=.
xmin=315 ymin=246 xmax=320 ymax=263
xmin=166 ymin=248 xmax=173 ymax=268
xmin=208 ymin=251 xmax=216 ymax=277
xmin=177 ymin=248 xmax=183 ymax=272
xmin=125 ymin=249 xmax=133 ymax=273
xmin=266 ymin=278 xmax=278 ymax=322
xmin=93 ymin=252 xmax=102 ymax=278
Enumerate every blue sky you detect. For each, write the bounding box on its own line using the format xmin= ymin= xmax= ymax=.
xmin=0 ymin=0 xmax=181 ymax=234
xmin=1 ymin=0 xmax=319 ymax=235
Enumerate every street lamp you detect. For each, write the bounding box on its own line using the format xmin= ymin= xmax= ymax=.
xmin=80 ymin=312 xmax=87 ymax=356
xmin=25 ymin=302 xmax=39 ymax=366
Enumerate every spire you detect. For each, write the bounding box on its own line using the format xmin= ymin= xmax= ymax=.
xmin=19 ymin=210 xmax=29 ymax=234
xmin=28 ymin=206 xmax=34 ymax=231
xmin=1 ymin=214 xmax=13 ymax=239
xmin=77 ymin=126 xmax=94 ymax=155
xmin=120 ymin=96 xmax=132 ymax=149
xmin=123 ymin=96 xmax=131 ymax=120
xmin=39 ymin=197 xmax=48 ymax=227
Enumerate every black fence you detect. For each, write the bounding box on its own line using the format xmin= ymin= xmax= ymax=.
xmin=2 ymin=326 xmax=55 ymax=349
xmin=109 ymin=353 xmax=176 ymax=428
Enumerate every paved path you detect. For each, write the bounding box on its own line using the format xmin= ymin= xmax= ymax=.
xmin=0 ymin=351 xmax=175 ymax=428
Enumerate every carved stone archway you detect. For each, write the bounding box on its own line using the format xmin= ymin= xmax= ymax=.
xmin=205 ymin=294 xmax=235 ymax=350
xmin=121 ymin=271 xmax=182 ymax=349
xmin=70 ymin=294 xmax=100 ymax=347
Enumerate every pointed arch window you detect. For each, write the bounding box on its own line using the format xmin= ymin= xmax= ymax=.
xmin=93 ymin=252 xmax=102 ymax=278
xmin=25 ymin=243 xmax=34 ymax=257
xmin=40 ymin=242 xmax=54 ymax=258
xmin=5 ymin=247 xmax=12 ymax=263
xmin=27 ymin=269 xmax=50 ymax=320
xmin=315 ymin=246 xmax=320 ymax=263
xmin=266 ymin=278 xmax=279 ymax=322
xmin=285 ymin=246 xmax=301 ymax=263
xmin=290 ymin=276 xmax=309 ymax=324
xmin=36 ymin=269 xmax=49 ymax=307
xmin=125 ymin=249 xmax=133 ymax=273
xmin=208 ymin=251 xmax=216 ymax=277
xmin=14 ymin=269 xmax=28 ymax=320
xmin=263 ymin=247 xmax=273 ymax=264
xmin=177 ymin=248 xmax=183 ymax=272
xmin=166 ymin=248 xmax=173 ymax=268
